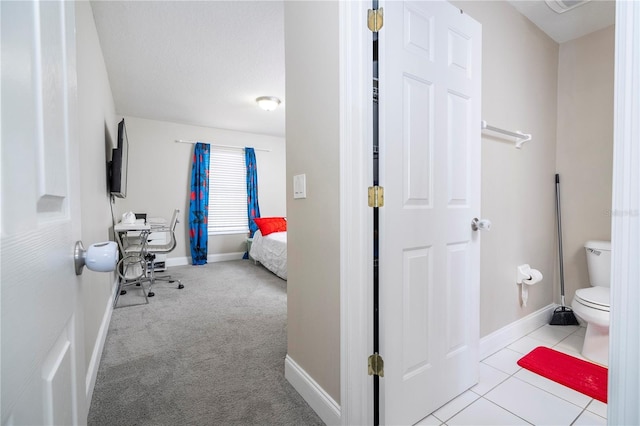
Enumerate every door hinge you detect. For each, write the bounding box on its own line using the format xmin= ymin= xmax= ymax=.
xmin=368 ymin=353 xmax=385 ymax=377
xmin=367 ymin=8 xmax=384 ymax=32
xmin=368 ymin=186 xmax=384 ymax=208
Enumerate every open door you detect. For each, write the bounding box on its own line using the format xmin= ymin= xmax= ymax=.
xmin=378 ymin=1 xmax=482 ymax=424
xmin=1 ymin=1 xmax=86 ymax=424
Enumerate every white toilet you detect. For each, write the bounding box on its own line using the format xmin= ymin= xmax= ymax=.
xmin=571 ymin=240 xmax=611 ymax=366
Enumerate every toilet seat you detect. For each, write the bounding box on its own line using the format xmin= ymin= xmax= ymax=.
xmin=574 ymin=287 xmax=610 ymax=312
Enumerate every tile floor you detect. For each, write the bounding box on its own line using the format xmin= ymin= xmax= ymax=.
xmin=416 ymin=324 xmax=607 ymax=426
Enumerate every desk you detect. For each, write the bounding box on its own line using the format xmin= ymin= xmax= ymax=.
xmin=113 ymin=220 xmax=151 ymax=307
xmin=114 ymin=218 xmax=169 ymax=273
xmin=114 ymin=220 xmax=150 ymax=254
xmin=113 ymin=211 xmax=181 ymax=307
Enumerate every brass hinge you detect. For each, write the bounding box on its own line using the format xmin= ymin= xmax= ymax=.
xmin=368 ymin=186 xmax=384 ymax=208
xmin=367 ymin=8 xmax=384 ymax=32
xmin=368 ymin=353 xmax=384 ymax=377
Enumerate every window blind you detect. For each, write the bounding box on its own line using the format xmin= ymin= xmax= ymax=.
xmin=208 ymin=147 xmax=248 ymax=234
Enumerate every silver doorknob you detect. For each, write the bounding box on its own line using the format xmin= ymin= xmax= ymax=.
xmin=471 ymin=218 xmax=492 ymax=231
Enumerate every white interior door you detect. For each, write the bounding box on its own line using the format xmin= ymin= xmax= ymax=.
xmin=1 ymin=1 xmax=85 ymax=424
xmin=379 ymin=1 xmax=482 ymax=424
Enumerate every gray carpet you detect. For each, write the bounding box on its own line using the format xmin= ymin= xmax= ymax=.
xmin=88 ymin=260 xmax=324 ymax=426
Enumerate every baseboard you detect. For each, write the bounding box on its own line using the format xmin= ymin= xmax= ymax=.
xmin=165 ymin=252 xmax=245 ymax=267
xmin=166 ymin=256 xmax=189 ymax=267
xmin=479 ymin=303 xmax=557 ymax=360
xmin=85 ymin=278 xmax=118 ymax=405
xmin=284 ymin=355 xmax=341 ymax=425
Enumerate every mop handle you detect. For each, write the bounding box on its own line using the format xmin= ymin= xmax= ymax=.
xmin=555 ymin=174 xmax=566 ymax=306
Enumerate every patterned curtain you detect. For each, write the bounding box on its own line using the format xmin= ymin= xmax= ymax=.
xmin=244 ymin=147 xmax=261 ymax=259
xmin=189 ymin=142 xmax=210 ymax=265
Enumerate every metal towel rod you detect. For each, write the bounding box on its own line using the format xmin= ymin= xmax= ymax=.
xmin=481 ymin=120 xmax=532 ymax=149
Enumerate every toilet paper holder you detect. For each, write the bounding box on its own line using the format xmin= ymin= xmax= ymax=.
xmin=517 ymin=264 xmax=536 ymax=284
xmin=517 ymin=264 xmax=543 ymax=307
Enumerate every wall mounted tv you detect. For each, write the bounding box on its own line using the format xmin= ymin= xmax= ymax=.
xmin=109 ymin=118 xmax=129 ymax=198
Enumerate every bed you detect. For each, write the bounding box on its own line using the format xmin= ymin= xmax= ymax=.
xmin=249 ymin=217 xmax=287 ymax=280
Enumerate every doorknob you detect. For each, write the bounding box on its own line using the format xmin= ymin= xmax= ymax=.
xmin=471 ymin=218 xmax=492 ymax=231
xmin=74 ymin=241 xmax=118 ymax=275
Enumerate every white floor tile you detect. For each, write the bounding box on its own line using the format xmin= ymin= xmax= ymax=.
xmin=528 ymin=324 xmax=579 ymax=345
xmin=414 ymin=414 xmax=442 ymax=425
xmin=508 ymin=336 xmax=548 ymax=355
xmin=413 ymin=322 xmax=605 ymax=426
xmin=432 ymin=391 xmax=479 ymax=423
xmin=554 ymin=333 xmax=585 ymax=356
xmin=446 ymin=398 xmax=530 ymax=425
xmin=573 ymin=410 xmax=607 ymax=426
xmin=481 ymin=348 xmax=523 ymax=375
xmin=485 ymin=377 xmax=583 ymax=425
xmin=551 ymin=344 xmax=590 ymax=362
xmin=572 ymin=326 xmax=587 ymax=337
xmin=586 ymin=399 xmax=608 ymax=418
xmin=513 ymin=369 xmax=592 ymax=408
xmin=471 ymin=363 xmax=510 ymax=396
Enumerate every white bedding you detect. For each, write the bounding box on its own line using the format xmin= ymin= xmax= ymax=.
xmin=249 ymin=230 xmax=287 ymax=280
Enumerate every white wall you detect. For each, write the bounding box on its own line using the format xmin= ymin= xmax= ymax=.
xmin=282 ymin=0 xmax=566 ymax=406
xmin=284 ymin=1 xmax=341 ymax=403
xmin=74 ymin=3 xmax=286 ymax=413
xmin=451 ymin=1 xmax=560 ymax=336
xmin=556 ymin=26 xmax=614 ymax=304
xmin=115 ymin=116 xmax=286 ymax=261
xmin=75 ymin=1 xmax=118 ymax=406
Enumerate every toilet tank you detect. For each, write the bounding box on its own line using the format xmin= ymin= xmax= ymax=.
xmin=584 ymin=240 xmax=612 ymax=287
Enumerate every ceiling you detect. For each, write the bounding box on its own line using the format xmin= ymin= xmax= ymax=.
xmin=90 ymin=1 xmax=614 ymax=139
xmin=90 ymin=1 xmax=286 ymax=138
xmin=508 ymin=0 xmax=615 ymax=44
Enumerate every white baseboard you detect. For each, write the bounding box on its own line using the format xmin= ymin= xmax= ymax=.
xmin=85 ymin=278 xmax=118 ymax=405
xmin=165 ymin=252 xmax=245 ymax=267
xmin=479 ymin=303 xmax=557 ymax=359
xmin=284 ymin=355 xmax=341 ymax=425
xmin=166 ymin=256 xmax=189 ymax=267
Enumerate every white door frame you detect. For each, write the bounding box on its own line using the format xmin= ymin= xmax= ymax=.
xmin=608 ymin=1 xmax=640 ymax=424
xmin=339 ymin=1 xmax=373 ymax=424
xmin=339 ymin=2 xmax=640 ymax=425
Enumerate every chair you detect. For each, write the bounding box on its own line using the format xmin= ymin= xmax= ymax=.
xmin=144 ymin=209 xmax=184 ymax=297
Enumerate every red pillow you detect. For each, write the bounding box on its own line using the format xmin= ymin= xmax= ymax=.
xmin=253 ymin=217 xmax=287 ymax=236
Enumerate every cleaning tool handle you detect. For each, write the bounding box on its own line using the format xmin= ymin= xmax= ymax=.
xmin=555 ymin=173 xmax=566 ymax=306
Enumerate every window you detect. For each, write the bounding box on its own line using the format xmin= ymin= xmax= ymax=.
xmin=208 ymin=147 xmax=248 ymax=235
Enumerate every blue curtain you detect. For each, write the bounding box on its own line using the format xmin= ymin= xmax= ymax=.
xmin=244 ymin=147 xmax=261 ymax=259
xmin=189 ymin=143 xmax=210 ymax=265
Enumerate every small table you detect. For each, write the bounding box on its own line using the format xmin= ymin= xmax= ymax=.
xmin=113 ymin=220 xmax=151 ymax=253
xmin=247 ymin=237 xmax=256 ymax=264
xmin=113 ymin=220 xmax=152 ymax=307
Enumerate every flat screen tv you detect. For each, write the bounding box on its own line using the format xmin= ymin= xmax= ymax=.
xmin=109 ymin=118 xmax=129 ymax=198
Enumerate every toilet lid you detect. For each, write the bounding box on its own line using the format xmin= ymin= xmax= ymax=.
xmin=574 ymin=287 xmax=610 ymax=311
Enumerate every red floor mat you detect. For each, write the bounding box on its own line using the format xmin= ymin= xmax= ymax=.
xmin=517 ymin=346 xmax=608 ymax=403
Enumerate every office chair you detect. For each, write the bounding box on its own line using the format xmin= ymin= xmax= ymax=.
xmin=144 ymin=208 xmax=184 ymax=297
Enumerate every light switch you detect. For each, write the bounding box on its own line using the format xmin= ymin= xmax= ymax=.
xmin=293 ymin=174 xmax=307 ymax=199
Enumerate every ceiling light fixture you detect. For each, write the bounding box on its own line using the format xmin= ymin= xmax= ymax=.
xmin=256 ymin=96 xmax=281 ymax=111
xmin=545 ymin=0 xmax=591 ymax=14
